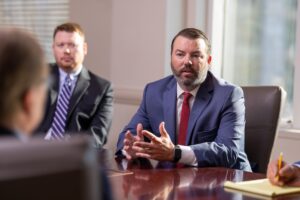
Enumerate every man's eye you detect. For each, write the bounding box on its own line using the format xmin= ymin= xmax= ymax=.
xmin=176 ymin=53 xmax=184 ymax=57
xmin=57 ymin=44 xmax=64 ymax=48
xmin=69 ymin=43 xmax=76 ymax=48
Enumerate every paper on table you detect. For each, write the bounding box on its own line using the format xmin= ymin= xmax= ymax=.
xmin=224 ymin=178 xmax=300 ymax=197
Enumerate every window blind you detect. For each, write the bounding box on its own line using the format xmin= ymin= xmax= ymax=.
xmin=0 ymin=0 xmax=69 ymax=62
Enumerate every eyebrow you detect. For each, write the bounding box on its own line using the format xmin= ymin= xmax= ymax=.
xmin=175 ymin=49 xmax=201 ymax=54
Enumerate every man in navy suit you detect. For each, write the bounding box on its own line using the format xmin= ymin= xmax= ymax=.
xmin=36 ymin=23 xmax=113 ymax=147
xmin=267 ymin=160 xmax=300 ymax=186
xmin=0 ymin=28 xmax=48 ymax=139
xmin=116 ymin=28 xmax=251 ymax=171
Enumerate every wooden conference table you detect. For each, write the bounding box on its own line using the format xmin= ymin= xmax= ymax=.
xmin=100 ymin=150 xmax=300 ymax=200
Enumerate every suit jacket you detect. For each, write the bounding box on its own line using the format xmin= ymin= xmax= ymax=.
xmin=116 ymin=71 xmax=251 ymax=171
xmin=36 ymin=64 xmax=113 ymax=147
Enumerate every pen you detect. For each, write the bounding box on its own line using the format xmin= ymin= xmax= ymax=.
xmin=276 ymin=152 xmax=283 ymax=181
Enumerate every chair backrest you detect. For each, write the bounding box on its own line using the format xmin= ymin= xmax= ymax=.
xmin=242 ymin=86 xmax=285 ymax=173
xmin=0 ymin=136 xmax=101 ymax=200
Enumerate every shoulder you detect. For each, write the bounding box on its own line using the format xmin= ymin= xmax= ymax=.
xmin=294 ymin=161 xmax=300 ymax=166
xmin=49 ymin=63 xmax=59 ymax=75
xmin=208 ymin=72 xmax=243 ymax=98
xmin=145 ymin=75 xmax=176 ymax=90
xmin=83 ymin=67 xmax=112 ymax=88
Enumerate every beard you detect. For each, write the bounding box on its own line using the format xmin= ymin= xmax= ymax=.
xmin=171 ymin=62 xmax=208 ymax=91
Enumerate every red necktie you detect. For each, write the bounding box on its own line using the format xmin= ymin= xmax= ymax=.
xmin=178 ymin=92 xmax=192 ymax=145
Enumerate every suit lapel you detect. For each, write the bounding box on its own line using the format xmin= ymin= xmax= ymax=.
xmin=185 ymin=72 xmax=214 ymax=144
xmin=67 ymin=67 xmax=90 ymax=119
xmin=46 ymin=65 xmax=60 ymax=127
xmin=163 ymin=78 xmax=177 ymax=143
xmin=49 ymin=68 xmax=59 ymax=106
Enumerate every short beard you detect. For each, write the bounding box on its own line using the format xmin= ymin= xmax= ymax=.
xmin=171 ymin=64 xmax=208 ymax=91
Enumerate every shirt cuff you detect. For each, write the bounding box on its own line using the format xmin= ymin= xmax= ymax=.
xmin=293 ymin=163 xmax=300 ymax=169
xmin=178 ymin=145 xmax=197 ymax=166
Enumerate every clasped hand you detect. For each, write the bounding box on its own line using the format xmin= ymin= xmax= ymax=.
xmin=123 ymin=122 xmax=175 ymax=161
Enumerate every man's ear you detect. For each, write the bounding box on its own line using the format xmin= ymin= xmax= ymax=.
xmin=22 ymin=89 xmax=33 ymax=115
xmin=207 ymin=55 xmax=212 ymax=65
xmin=84 ymin=42 xmax=88 ymax=55
xmin=52 ymin=42 xmax=55 ymax=52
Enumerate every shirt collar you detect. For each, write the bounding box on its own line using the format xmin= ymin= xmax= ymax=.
xmin=176 ymin=83 xmax=200 ymax=99
xmin=58 ymin=64 xmax=83 ymax=82
xmin=14 ymin=128 xmax=30 ymax=142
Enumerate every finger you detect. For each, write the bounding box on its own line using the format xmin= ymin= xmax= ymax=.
xmin=125 ymin=153 xmax=133 ymax=160
xmin=132 ymin=145 xmax=145 ymax=152
xmin=122 ymin=147 xmax=133 ymax=160
xmin=278 ymin=163 xmax=290 ymax=179
xmin=135 ymin=152 xmax=151 ymax=159
xmin=124 ymin=144 xmax=130 ymax=150
xmin=124 ymin=137 xmax=134 ymax=145
xmin=269 ymin=159 xmax=281 ymax=177
xmin=159 ymin=122 xmax=170 ymax=139
xmin=125 ymin=131 xmax=135 ymax=141
xmin=142 ymin=130 xmax=160 ymax=143
xmin=137 ymin=123 xmax=144 ymax=139
xmin=280 ymin=164 xmax=297 ymax=178
xmin=134 ymin=141 xmax=156 ymax=149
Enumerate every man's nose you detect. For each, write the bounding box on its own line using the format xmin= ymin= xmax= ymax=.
xmin=184 ymin=56 xmax=192 ymax=65
xmin=64 ymin=47 xmax=71 ymax=54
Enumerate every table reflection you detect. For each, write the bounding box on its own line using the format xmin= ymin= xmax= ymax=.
xmin=112 ymin=164 xmax=251 ymax=200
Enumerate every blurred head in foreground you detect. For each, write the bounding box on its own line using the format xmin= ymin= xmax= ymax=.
xmin=0 ymin=28 xmax=48 ymax=136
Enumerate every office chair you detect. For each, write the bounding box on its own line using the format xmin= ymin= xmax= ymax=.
xmin=0 ymin=136 xmax=101 ymax=200
xmin=242 ymin=86 xmax=285 ymax=173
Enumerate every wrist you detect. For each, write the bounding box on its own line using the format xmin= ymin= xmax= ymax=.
xmin=173 ymin=145 xmax=181 ymax=163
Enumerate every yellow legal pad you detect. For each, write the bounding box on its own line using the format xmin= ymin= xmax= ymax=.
xmin=224 ymin=178 xmax=300 ymax=197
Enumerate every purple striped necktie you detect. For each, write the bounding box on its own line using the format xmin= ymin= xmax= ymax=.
xmin=50 ymin=75 xmax=72 ymax=139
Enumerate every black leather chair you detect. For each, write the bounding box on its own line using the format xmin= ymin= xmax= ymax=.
xmin=242 ymin=86 xmax=285 ymax=173
xmin=0 ymin=136 xmax=102 ymax=200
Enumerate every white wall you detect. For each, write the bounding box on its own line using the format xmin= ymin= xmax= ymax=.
xmin=70 ymin=0 xmax=112 ymax=80
xmin=271 ymin=130 xmax=300 ymax=163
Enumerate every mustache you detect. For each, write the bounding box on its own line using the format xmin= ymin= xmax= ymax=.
xmin=179 ymin=65 xmax=196 ymax=74
xmin=62 ymin=56 xmax=73 ymax=60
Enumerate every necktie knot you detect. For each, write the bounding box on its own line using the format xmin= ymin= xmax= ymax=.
xmin=64 ymin=75 xmax=72 ymax=88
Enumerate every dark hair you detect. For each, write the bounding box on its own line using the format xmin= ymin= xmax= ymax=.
xmin=0 ymin=28 xmax=46 ymax=121
xmin=171 ymin=28 xmax=211 ymax=55
xmin=53 ymin=22 xmax=85 ymax=40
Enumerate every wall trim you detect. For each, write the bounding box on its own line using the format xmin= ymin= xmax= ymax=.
xmin=278 ymin=128 xmax=300 ymax=140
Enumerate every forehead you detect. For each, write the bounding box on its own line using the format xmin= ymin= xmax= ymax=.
xmin=173 ymin=36 xmax=207 ymax=52
xmin=54 ymin=31 xmax=84 ymax=43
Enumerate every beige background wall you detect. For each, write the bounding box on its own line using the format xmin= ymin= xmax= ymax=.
xmin=69 ymin=0 xmax=300 ymax=163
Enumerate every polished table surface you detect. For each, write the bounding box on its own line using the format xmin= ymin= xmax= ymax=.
xmin=100 ymin=150 xmax=300 ymax=200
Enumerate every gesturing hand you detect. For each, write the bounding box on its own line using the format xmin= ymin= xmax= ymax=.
xmin=123 ymin=123 xmax=144 ymax=160
xmin=133 ymin=122 xmax=175 ymax=161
